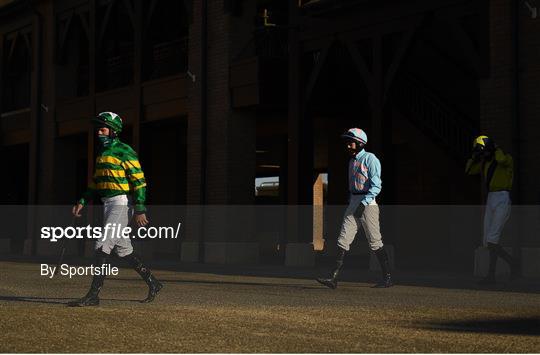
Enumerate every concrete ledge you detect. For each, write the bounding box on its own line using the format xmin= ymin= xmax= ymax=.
xmin=369 ymin=245 xmax=395 ymax=272
xmin=180 ymin=242 xmax=200 ymax=263
xmin=204 ymin=242 xmax=259 ymax=265
xmin=285 ymin=243 xmax=314 ymax=267
xmin=0 ymin=239 xmax=11 ymax=253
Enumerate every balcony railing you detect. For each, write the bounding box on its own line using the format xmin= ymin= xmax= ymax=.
xmin=146 ymin=37 xmax=188 ymax=81
xmin=2 ymin=74 xmax=30 ymax=112
xmin=393 ymin=73 xmax=478 ymax=160
xmin=299 ymin=0 xmax=370 ymax=12
xmin=299 ymin=0 xmax=318 ymax=6
xmin=104 ymin=50 xmax=134 ymax=90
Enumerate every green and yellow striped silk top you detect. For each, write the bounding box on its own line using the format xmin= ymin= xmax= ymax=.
xmin=78 ymin=139 xmax=147 ymax=212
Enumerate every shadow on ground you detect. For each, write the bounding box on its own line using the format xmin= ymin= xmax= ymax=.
xmin=0 ymin=295 xmax=141 ymax=305
xmin=421 ymin=317 xmax=540 ymax=336
xmin=106 ymin=277 xmax=345 ymax=290
xmin=1 ymin=255 xmax=539 ymax=294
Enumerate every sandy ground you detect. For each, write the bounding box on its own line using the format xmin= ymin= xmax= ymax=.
xmin=0 ymin=261 xmax=539 ymax=353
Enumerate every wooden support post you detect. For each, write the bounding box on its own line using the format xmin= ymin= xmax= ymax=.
xmin=313 ymin=173 xmax=324 ymax=251
xmin=29 ymin=24 xmax=40 ymax=207
xmin=287 ymin=4 xmax=326 ymax=248
xmin=39 ymin=1 xmax=57 ymax=205
xmin=287 ymin=3 xmax=301 ymax=243
xmin=27 ymin=17 xmax=42 ymax=255
xmin=287 ymin=1 xmax=314 ymax=245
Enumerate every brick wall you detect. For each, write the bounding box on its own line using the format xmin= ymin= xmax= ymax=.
xmin=518 ymin=4 xmax=540 ymax=205
xmin=480 ymin=0 xmax=540 ymax=205
xmin=479 ymin=0 xmax=514 ymax=152
xmin=480 ymin=0 xmax=540 ymax=247
xmin=186 ymin=0 xmax=257 ymax=247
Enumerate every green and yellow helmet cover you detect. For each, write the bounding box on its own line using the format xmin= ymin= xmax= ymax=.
xmin=93 ymin=111 xmax=123 ymax=133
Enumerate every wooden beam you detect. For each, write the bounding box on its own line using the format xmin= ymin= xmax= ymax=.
xmin=345 ymin=14 xmax=423 ymax=40
xmin=182 ymin=0 xmax=193 ymax=24
xmin=298 ymin=0 xmax=449 ymax=41
xmin=38 ymin=0 xmax=57 ymax=204
xmin=58 ymin=11 xmax=74 ymax=56
xmin=28 ymin=13 xmax=40 ymax=207
xmin=445 ymin=15 xmax=482 ymax=76
xmin=340 ymin=34 xmax=374 ymax=91
xmin=439 ymin=0 xmax=479 ymax=19
xmin=288 ymin=0 xmax=303 ymax=207
xmin=304 ymin=38 xmax=333 ymax=104
xmin=77 ymin=11 xmax=90 ymax=40
xmin=98 ymin=0 xmax=114 ymax=47
xmin=54 ymin=0 xmax=88 ymax=14
xmin=143 ymin=0 xmax=157 ymax=39
xmin=1 ymin=19 xmax=33 ymax=35
xmin=430 ymin=0 xmax=488 ymax=78
xmin=22 ymin=31 xmax=32 ymax=58
xmin=302 ymin=36 xmax=335 ymax=53
xmin=122 ymin=0 xmax=136 ymax=30
xmin=288 ymin=2 xmax=315 ymax=248
xmin=7 ymin=31 xmax=18 ymax=64
xmin=383 ymin=26 xmax=417 ymax=102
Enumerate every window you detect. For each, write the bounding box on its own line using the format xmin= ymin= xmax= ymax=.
xmin=2 ymin=28 xmax=31 ymax=112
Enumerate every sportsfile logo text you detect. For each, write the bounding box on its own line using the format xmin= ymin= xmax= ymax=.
xmin=40 ymin=222 xmax=182 ymax=242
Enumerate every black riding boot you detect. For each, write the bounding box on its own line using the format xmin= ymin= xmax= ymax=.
xmin=479 ymin=244 xmax=498 ymax=285
xmin=492 ymin=243 xmax=520 ymax=279
xmin=125 ymin=254 xmax=163 ymax=303
xmin=480 ymin=243 xmax=519 ymax=285
xmin=316 ymin=247 xmax=346 ymax=289
xmin=68 ymin=250 xmax=108 ymax=307
xmin=373 ymin=247 xmax=393 ymax=288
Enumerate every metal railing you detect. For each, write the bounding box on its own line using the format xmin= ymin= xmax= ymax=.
xmin=103 ymin=46 xmax=134 ymax=90
xmin=234 ymin=26 xmax=288 ymax=62
xmin=299 ymin=0 xmax=362 ymax=9
xmin=393 ymin=73 xmax=478 ymax=159
xmin=148 ymin=37 xmax=188 ymax=80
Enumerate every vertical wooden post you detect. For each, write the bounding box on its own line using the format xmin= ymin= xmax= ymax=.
xmin=28 ymin=17 xmax=42 ymax=255
xmin=37 ymin=1 xmax=57 ymax=205
xmin=287 ymin=0 xmax=301 ymax=244
xmin=287 ymin=1 xmax=314 ymax=248
xmin=287 ymin=1 xmax=299 ymax=207
xmin=313 ymin=173 xmax=324 ymax=251
xmin=29 ymin=26 xmax=40 ymax=207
